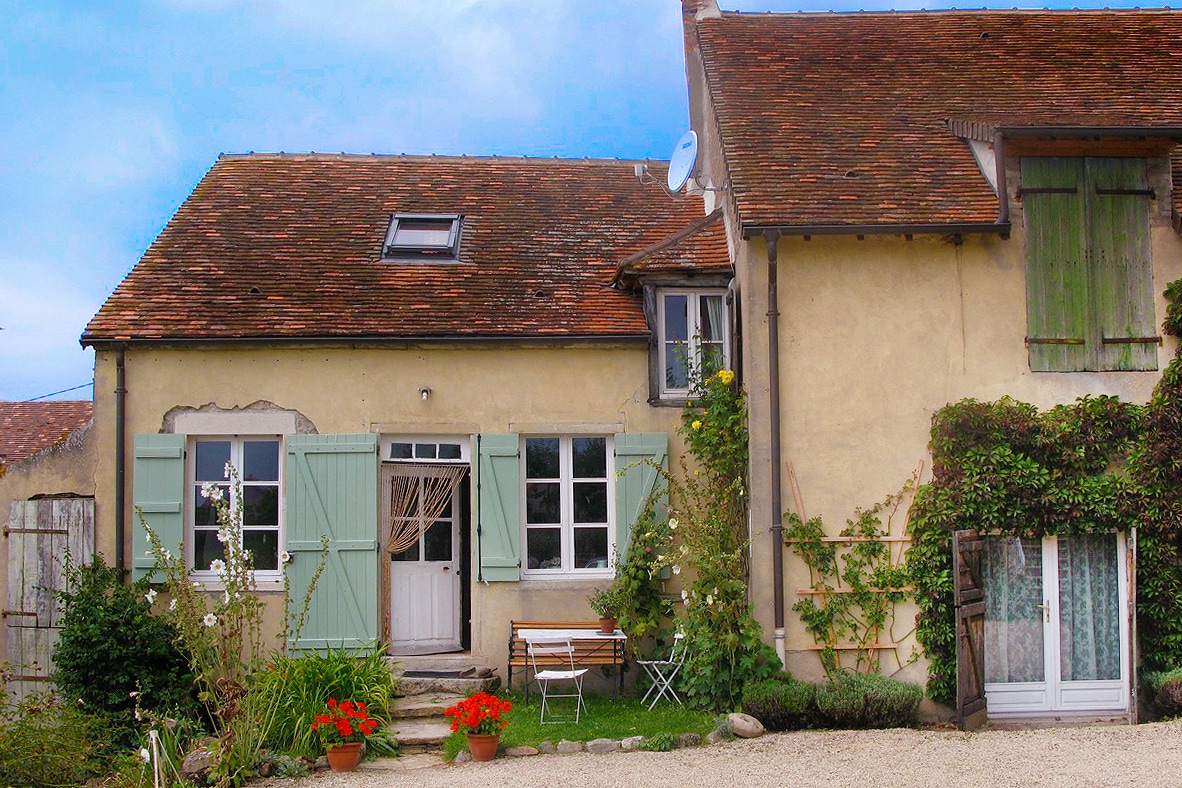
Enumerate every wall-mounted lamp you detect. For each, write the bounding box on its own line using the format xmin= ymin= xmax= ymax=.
xmin=419 ymin=386 xmax=432 ymax=402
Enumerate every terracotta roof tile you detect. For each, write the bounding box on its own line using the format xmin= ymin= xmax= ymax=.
xmin=613 ymin=208 xmax=732 ymax=286
xmin=694 ymin=9 xmax=1182 ymax=230
xmin=83 ymin=155 xmax=718 ymax=343
xmin=0 ymin=401 xmax=92 ymax=467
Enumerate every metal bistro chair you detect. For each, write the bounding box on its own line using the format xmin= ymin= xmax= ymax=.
xmin=637 ymin=632 xmax=688 ymax=710
xmin=527 ymin=637 xmax=588 ymax=724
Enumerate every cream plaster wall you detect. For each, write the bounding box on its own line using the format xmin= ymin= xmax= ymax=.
xmin=89 ymin=343 xmax=683 ymax=680
xmin=739 ymin=216 xmax=1182 ymax=686
xmin=0 ymin=425 xmax=96 ymax=674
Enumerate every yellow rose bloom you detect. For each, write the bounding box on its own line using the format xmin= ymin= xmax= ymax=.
xmin=717 ymin=369 xmax=735 ymax=385
xmin=692 ymin=420 xmax=703 ymax=430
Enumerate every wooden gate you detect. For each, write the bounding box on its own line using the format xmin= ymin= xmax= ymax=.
xmin=953 ymin=528 xmax=987 ymax=730
xmin=3 ymin=498 xmax=94 ymax=700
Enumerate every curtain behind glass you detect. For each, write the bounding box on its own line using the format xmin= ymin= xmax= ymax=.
xmin=1058 ymin=533 xmax=1120 ymax=681
xmin=983 ymin=536 xmax=1045 ymax=683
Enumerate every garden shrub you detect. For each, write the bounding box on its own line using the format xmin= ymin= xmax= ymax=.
xmin=1144 ymin=667 xmax=1182 ymax=718
xmin=0 ymin=692 xmax=110 ymax=788
xmin=52 ymin=556 xmax=195 ymax=740
xmin=814 ymin=671 xmax=922 ymax=729
xmin=741 ymin=674 xmax=817 ymax=731
xmin=251 ymin=645 xmax=397 ymax=758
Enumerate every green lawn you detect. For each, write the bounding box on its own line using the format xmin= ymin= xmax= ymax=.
xmin=445 ymin=692 xmax=716 ymax=757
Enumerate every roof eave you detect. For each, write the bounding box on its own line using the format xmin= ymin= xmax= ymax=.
xmin=739 ymin=221 xmax=1012 ymax=240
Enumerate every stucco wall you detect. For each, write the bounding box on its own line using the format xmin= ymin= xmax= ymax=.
xmin=737 ymin=202 xmax=1182 ymax=685
xmin=0 ymin=424 xmax=96 ymax=675
xmin=89 ymin=343 xmax=683 ymax=678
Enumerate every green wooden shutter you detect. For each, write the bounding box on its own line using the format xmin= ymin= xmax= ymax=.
xmin=286 ymin=434 xmax=378 ymax=652
xmin=1089 ymin=157 xmax=1156 ymax=371
xmin=476 ymin=434 xmax=520 ymax=582
xmin=132 ymin=433 xmax=186 ymax=581
xmin=614 ymin=433 xmax=669 ymax=557
xmin=1023 ymin=157 xmax=1089 ymax=372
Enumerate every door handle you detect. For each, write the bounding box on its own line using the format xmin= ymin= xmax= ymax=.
xmin=1035 ymin=601 xmax=1050 ymax=622
xmin=442 ymin=566 xmax=450 ymax=572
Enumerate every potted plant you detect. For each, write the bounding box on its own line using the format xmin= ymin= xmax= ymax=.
xmin=588 ymin=585 xmax=625 ymax=634
xmin=312 ymin=698 xmax=381 ymax=772
xmin=443 ymin=692 xmax=512 ymax=761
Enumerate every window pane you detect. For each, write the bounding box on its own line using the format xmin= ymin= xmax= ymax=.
xmin=195 ymin=441 xmax=230 ymax=482
xmin=423 ymin=520 xmax=452 ymax=562
xmin=393 ymin=219 xmax=453 ymax=248
xmin=243 ymin=485 xmax=278 ymax=527
xmin=390 ymin=442 xmax=413 ymax=459
xmin=574 ymin=527 xmax=609 ymax=570
xmin=572 ymin=437 xmax=606 ymax=478
xmin=193 ymin=529 xmax=225 ymax=570
xmin=414 ymin=443 xmax=437 ymax=459
xmin=665 ymin=344 xmax=689 ymax=389
xmin=664 ymin=294 xmax=689 ymax=341
xmin=700 ymin=294 xmax=725 ymax=342
xmin=393 ymin=540 xmax=420 ymax=562
xmin=525 ymin=438 xmax=560 ymax=479
xmin=243 ymin=440 xmax=279 ymax=481
xmin=243 ymin=529 xmax=278 ymax=571
xmin=194 ymin=484 xmax=229 ymax=526
xmin=573 ymin=482 xmax=607 ymax=524
xmin=701 ymin=340 xmax=725 ymax=376
xmin=526 ymin=482 xmax=560 ymax=524
xmin=526 ymin=527 xmax=562 ymax=570
xmin=438 ymin=443 xmax=462 ymax=460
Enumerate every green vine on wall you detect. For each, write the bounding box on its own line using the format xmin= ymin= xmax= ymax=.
xmin=908 ymin=281 xmax=1182 ymax=703
xmin=784 ymin=478 xmax=916 ymax=676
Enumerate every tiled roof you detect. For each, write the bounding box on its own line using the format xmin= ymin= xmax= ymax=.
xmin=612 ymin=208 xmax=732 ymax=286
xmin=692 ymin=9 xmax=1182 ymax=231
xmin=83 ymin=155 xmax=721 ymax=343
xmin=0 ymin=401 xmax=92 ymax=467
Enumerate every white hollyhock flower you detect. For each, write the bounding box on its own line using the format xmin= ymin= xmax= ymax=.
xmin=139 ymin=748 xmax=151 ymax=763
xmin=279 ymin=551 xmax=291 ymax=564
xmin=209 ymin=558 xmax=226 ymax=574
xmin=168 ymin=599 xmax=177 ymax=612
xmin=672 ymin=565 xmax=681 ymax=575
xmin=145 ymin=589 xmax=157 ymax=604
xmin=203 ymin=613 xmax=218 ymax=627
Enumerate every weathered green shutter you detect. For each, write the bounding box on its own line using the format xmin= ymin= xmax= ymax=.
xmin=1023 ymin=157 xmax=1089 ymax=372
xmin=132 ymin=433 xmax=186 ymax=581
xmin=286 ymin=434 xmax=378 ymax=651
xmin=476 ymin=434 xmax=521 ymax=582
xmin=1024 ymin=156 xmax=1155 ymax=372
xmin=1089 ymin=157 xmax=1156 ymax=371
xmin=614 ymin=433 xmax=669 ymax=557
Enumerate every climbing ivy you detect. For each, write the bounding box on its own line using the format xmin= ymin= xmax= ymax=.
xmin=908 ymin=278 xmax=1182 ymax=704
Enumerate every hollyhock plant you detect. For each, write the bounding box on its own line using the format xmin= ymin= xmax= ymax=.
xmin=312 ymin=698 xmax=381 ymax=746
xmin=443 ymin=692 xmax=512 ymax=736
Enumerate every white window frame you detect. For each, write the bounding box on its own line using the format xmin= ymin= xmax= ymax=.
xmin=657 ymin=287 xmax=731 ymax=400
xmin=187 ymin=435 xmax=284 ymax=583
xmin=520 ymin=435 xmax=615 ymax=579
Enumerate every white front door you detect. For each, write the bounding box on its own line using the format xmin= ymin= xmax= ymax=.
xmin=983 ymin=532 xmax=1129 ymax=717
xmin=389 ymin=483 xmax=462 ymax=655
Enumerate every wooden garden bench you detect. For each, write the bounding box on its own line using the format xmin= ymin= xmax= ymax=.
xmin=507 ymin=620 xmax=626 ymax=700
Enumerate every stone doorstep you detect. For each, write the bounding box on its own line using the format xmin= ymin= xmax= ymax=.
xmin=390 ymin=692 xmax=467 ymax=719
xmin=396 ymin=674 xmax=501 ymax=697
xmin=389 ymin=717 xmax=454 ymax=752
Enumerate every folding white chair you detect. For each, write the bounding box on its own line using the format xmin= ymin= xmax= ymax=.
xmin=527 ymin=637 xmax=589 ymax=724
xmin=637 ymin=632 xmax=687 ymax=710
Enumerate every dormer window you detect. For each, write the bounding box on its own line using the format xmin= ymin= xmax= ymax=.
xmin=383 ymin=214 xmax=462 ymax=261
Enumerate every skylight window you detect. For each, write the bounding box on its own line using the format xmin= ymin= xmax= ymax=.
xmin=383 ymin=213 xmax=462 ymax=261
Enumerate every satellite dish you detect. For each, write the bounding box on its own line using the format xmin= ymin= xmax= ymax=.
xmin=667 ymin=130 xmax=699 ymax=193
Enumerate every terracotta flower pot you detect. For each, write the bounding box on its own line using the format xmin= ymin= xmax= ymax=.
xmin=326 ymin=741 xmax=364 ymax=772
xmin=467 ymin=733 xmax=500 ymax=762
xmin=598 ymin=616 xmax=617 ymax=634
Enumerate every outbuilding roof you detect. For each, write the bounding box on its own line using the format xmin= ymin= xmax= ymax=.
xmin=0 ymin=401 xmax=92 ymax=468
xmin=689 ymin=8 xmax=1182 ymax=232
xmin=83 ymin=154 xmax=721 ymax=345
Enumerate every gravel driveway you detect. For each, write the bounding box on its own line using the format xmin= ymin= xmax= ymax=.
xmin=256 ymin=720 xmax=1182 ymax=788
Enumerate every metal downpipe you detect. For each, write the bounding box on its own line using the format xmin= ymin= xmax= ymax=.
xmin=115 ymin=344 xmax=127 ymax=578
xmin=764 ymin=230 xmax=786 ymax=667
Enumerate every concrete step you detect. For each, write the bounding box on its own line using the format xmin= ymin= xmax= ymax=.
xmin=390 ymin=692 xmax=466 ymax=719
xmin=396 ymin=673 xmax=501 ymax=697
xmin=389 ymin=717 xmax=453 ymax=753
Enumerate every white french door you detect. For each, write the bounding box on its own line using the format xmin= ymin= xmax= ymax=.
xmin=982 ymin=532 xmax=1129 ymax=717
xmin=389 ymin=482 xmax=462 ymax=655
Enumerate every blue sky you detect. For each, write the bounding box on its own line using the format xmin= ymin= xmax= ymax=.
xmin=0 ymin=0 xmax=1163 ymax=401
